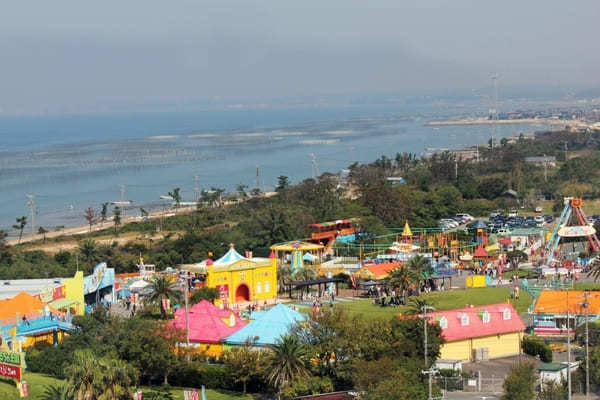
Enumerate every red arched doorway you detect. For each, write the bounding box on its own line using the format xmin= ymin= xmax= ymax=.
xmin=235 ymin=283 xmax=250 ymax=302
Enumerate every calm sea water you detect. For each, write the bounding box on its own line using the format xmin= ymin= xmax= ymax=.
xmin=0 ymin=105 xmax=547 ymax=233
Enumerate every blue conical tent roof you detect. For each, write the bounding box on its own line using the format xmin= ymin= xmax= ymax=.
xmin=225 ymin=304 xmax=307 ymax=346
xmin=472 ymin=220 xmax=487 ymax=229
xmin=214 ymin=245 xmax=248 ymax=266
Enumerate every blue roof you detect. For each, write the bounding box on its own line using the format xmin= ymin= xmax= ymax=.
xmin=1 ymin=318 xmax=76 ymax=342
xmin=225 ymin=304 xmax=306 ymax=346
xmin=214 ymin=246 xmax=247 ymax=266
xmin=472 ymin=220 xmax=487 ymax=229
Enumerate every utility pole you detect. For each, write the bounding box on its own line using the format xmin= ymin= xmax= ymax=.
xmin=543 ymin=154 xmax=548 ymax=183
xmin=567 ymin=290 xmax=572 ymax=400
xmin=422 ymin=305 xmax=436 ymax=400
xmin=579 ymin=291 xmax=591 ymax=398
xmin=26 ymin=194 xmax=35 ymax=238
xmin=455 ymin=158 xmax=458 ymax=181
xmin=564 ymin=141 xmax=568 ymax=162
xmin=120 ymin=184 xmax=126 ymax=203
xmin=194 ymin=175 xmax=199 ymax=201
xmin=490 ymin=73 xmax=499 ymax=151
xmin=310 ymin=153 xmax=319 ymax=180
xmin=476 ymin=144 xmax=480 ymax=163
xmin=182 ymin=271 xmax=191 ymax=361
xmin=256 ymin=165 xmax=260 ymax=190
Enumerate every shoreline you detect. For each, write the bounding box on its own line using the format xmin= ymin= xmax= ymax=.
xmin=425 ymin=117 xmax=585 ymax=127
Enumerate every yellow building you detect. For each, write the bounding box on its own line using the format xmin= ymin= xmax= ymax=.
xmin=427 ymin=303 xmax=525 ymax=362
xmin=203 ymin=244 xmax=277 ymax=306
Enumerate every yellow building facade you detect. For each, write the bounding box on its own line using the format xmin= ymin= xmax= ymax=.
xmin=206 ymin=245 xmax=277 ymax=306
xmin=440 ymin=332 xmax=522 ymax=361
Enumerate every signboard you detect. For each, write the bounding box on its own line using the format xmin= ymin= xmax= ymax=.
xmin=0 ymin=363 xmax=21 ymax=380
xmin=21 ymin=380 xmax=28 ymax=397
xmin=0 ymin=350 xmax=22 ymax=366
xmin=216 ymin=284 xmax=229 ymax=300
xmin=84 ymin=263 xmax=107 ymax=294
xmin=558 ymin=225 xmax=596 ymax=238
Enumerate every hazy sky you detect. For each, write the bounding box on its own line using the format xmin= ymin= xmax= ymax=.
xmin=1 ymin=0 xmax=599 ymax=114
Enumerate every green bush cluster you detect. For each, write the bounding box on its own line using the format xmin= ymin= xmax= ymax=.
xmin=522 ymin=336 xmax=553 ymax=362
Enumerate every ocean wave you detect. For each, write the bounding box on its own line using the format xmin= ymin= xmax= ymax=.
xmin=324 ymin=130 xmax=353 ymax=135
xmin=187 ymin=133 xmax=218 ymax=139
xmin=232 ymin=132 xmax=265 ymax=137
xmin=273 ymin=131 xmax=307 ymax=137
xmin=147 ymin=135 xmax=179 ymax=140
xmin=299 ymin=139 xmax=340 ymax=145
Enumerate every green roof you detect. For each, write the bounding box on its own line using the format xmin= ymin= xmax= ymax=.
xmin=538 ymin=363 xmax=567 ymax=372
xmin=49 ymin=298 xmax=79 ymax=309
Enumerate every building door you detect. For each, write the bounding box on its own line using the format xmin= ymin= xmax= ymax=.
xmin=235 ymin=283 xmax=250 ymax=302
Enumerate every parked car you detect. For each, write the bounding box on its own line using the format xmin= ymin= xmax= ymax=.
xmin=456 ymin=213 xmax=474 ymax=223
xmin=535 ymin=215 xmax=544 ymax=225
xmin=508 ymin=210 xmax=518 ymax=218
xmin=535 ymin=206 xmax=543 ymax=213
xmin=497 ymin=227 xmax=511 ymax=235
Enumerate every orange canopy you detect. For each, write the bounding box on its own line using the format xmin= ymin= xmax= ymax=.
xmin=533 ymin=290 xmax=600 ymax=315
xmin=0 ymin=291 xmax=47 ymax=320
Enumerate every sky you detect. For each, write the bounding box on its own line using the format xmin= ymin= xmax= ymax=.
xmin=1 ymin=0 xmax=599 ymax=115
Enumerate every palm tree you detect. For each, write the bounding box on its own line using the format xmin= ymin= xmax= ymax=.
xmin=38 ymin=226 xmax=48 ymax=243
xmin=78 ymin=239 xmax=97 ymax=267
xmin=405 ymin=297 xmax=435 ymax=315
xmin=168 ymin=187 xmax=181 ymax=210
xmin=100 ymin=202 xmax=109 ymax=223
xmin=12 ymin=216 xmax=27 ymax=244
xmin=145 ymin=275 xmax=182 ymax=319
xmin=41 ymin=384 xmax=73 ymax=400
xmin=0 ymin=229 xmax=8 ymax=248
xmin=277 ymin=264 xmax=292 ymax=293
xmin=265 ymin=335 xmax=309 ymax=394
xmin=98 ymin=358 xmax=137 ymax=400
xmin=65 ymin=350 xmax=101 ymax=400
xmin=113 ymin=206 xmax=121 ymax=236
xmin=387 ymin=266 xmax=415 ymax=295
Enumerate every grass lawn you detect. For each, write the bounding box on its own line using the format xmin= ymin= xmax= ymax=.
xmin=335 ymin=287 xmax=533 ymax=319
xmin=0 ymin=372 xmax=253 ymax=400
xmin=574 ymin=282 xmax=600 ymax=291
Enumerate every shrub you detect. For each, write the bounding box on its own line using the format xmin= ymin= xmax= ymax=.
xmin=522 ymin=336 xmax=553 ymax=363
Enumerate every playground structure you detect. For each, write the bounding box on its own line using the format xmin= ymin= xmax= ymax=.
xmin=545 ymin=197 xmax=600 ymax=264
xmin=307 ymin=218 xmax=358 ymax=254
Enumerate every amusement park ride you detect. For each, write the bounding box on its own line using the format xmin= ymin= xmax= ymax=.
xmin=308 ymin=218 xmax=358 ymax=254
xmin=545 ymin=197 xmax=600 ymax=264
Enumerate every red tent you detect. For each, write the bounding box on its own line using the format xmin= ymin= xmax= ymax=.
xmin=169 ymin=300 xmax=246 ymax=343
xmin=473 ymin=245 xmax=488 ymax=258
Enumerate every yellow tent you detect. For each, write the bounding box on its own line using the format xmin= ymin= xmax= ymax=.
xmin=402 ymin=221 xmax=412 ymax=237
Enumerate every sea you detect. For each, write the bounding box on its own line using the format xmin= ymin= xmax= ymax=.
xmin=0 ymin=104 xmax=549 ymax=235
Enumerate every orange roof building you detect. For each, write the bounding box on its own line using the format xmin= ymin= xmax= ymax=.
xmin=0 ymin=292 xmax=48 ymax=320
xmin=533 ymin=290 xmax=600 ymax=335
xmin=360 ymin=262 xmax=402 ymax=280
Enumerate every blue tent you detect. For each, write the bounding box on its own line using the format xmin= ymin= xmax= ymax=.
xmin=472 ymin=220 xmax=487 ymax=229
xmin=225 ymin=304 xmax=306 ymax=346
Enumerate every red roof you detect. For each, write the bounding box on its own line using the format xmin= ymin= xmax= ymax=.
xmin=499 ymin=237 xmax=512 ymax=245
xmin=427 ymin=303 xmax=525 ymax=342
xmin=473 ymin=245 xmax=488 ymax=258
xmin=169 ymin=300 xmax=246 ymax=343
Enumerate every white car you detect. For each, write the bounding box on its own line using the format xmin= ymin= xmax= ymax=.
xmin=508 ymin=210 xmax=518 ymax=218
xmin=497 ymin=227 xmax=511 ymax=235
xmin=456 ymin=213 xmax=474 ymax=222
xmin=535 ymin=215 xmax=544 ymax=224
xmin=535 ymin=206 xmax=543 ymax=213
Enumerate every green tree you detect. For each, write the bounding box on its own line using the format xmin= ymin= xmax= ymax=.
xmin=222 ymin=341 xmax=264 ymax=393
xmin=502 ymin=362 xmax=536 ymax=400
xmin=100 ymin=203 xmax=109 ymax=223
xmin=112 ymin=206 xmax=121 ymax=236
xmin=189 ymin=287 xmax=220 ymax=305
xmin=537 ymin=379 xmax=567 ymax=400
xmin=168 ymin=187 xmax=181 ymax=210
xmin=507 ymin=250 xmax=528 ymax=270
xmin=38 ymin=226 xmax=49 ymax=243
xmin=276 ymin=175 xmax=290 ymax=192
xmin=41 ymin=384 xmax=73 ymax=400
xmin=12 ymin=215 xmax=27 ymax=244
xmin=78 ymin=239 xmax=97 ymax=267
xmin=98 ymin=358 xmax=138 ymax=400
xmin=65 ymin=349 xmax=102 ymax=400
xmin=236 ymin=184 xmax=249 ymax=199
xmin=145 ymin=275 xmax=183 ymax=319
xmin=265 ymin=335 xmax=309 ymax=394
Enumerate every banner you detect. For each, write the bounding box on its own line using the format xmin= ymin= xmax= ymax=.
xmin=0 ymin=350 xmax=22 ymax=366
xmin=21 ymin=380 xmax=28 ymax=397
xmin=0 ymin=363 xmax=21 ymax=380
xmin=216 ymin=284 xmax=229 ymax=300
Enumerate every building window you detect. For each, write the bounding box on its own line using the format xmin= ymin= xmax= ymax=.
xmin=256 ymin=282 xmax=262 ymax=294
xmin=482 ymin=311 xmax=491 ymax=324
xmin=439 ymin=316 xmax=448 ymax=329
xmin=461 ymin=314 xmax=469 ymax=326
xmin=503 ymin=309 xmax=511 ymax=320
xmin=264 ymin=281 xmax=270 ymax=293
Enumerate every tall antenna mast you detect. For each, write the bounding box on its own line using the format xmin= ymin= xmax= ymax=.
xmin=310 ymin=153 xmax=319 ymax=180
xmin=120 ymin=184 xmax=126 ymax=202
xmin=26 ymin=194 xmax=35 ymax=238
xmin=490 ymin=73 xmax=499 ymax=150
xmin=256 ymin=165 xmax=260 ymax=189
xmin=193 ymin=175 xmax=199 ymax=201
